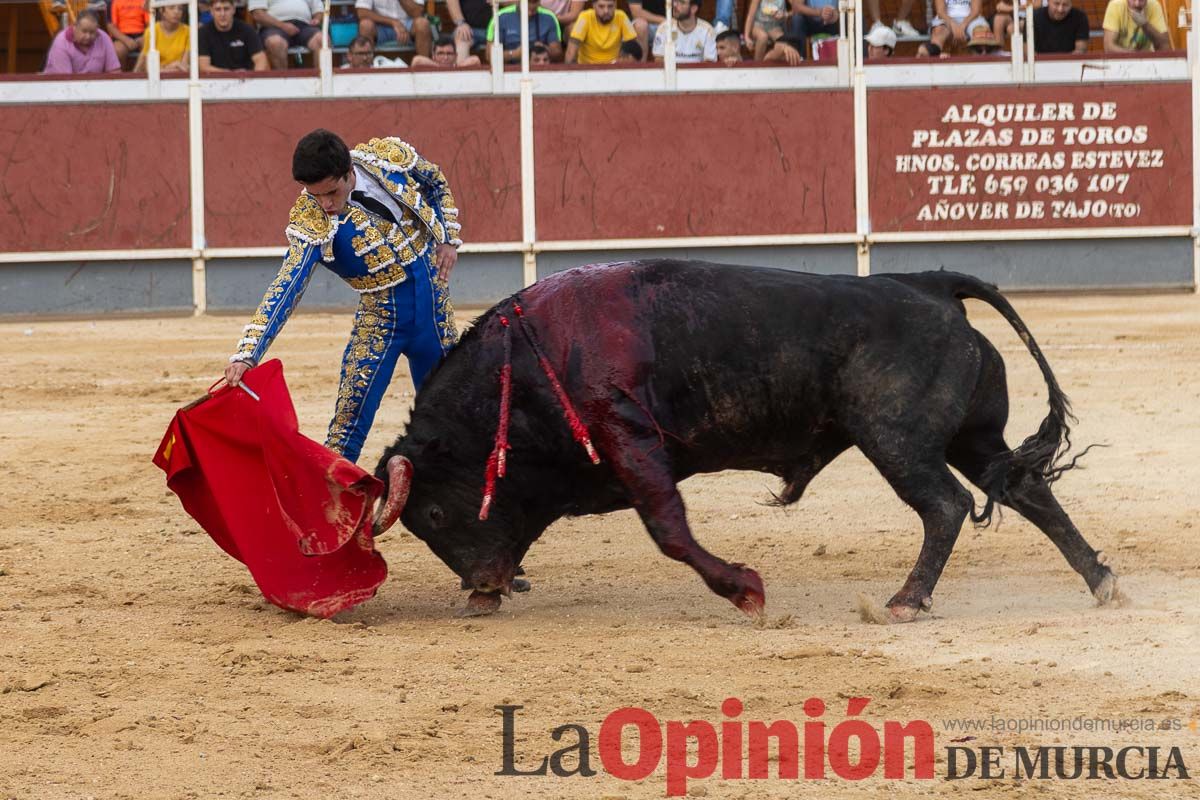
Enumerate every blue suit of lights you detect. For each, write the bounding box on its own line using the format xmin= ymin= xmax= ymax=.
xmin=229 ymin=137 xmax=462 ymax=463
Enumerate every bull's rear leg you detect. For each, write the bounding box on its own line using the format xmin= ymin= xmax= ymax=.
xmin=948 ymin=431 xmax=1118 ymax=605
xmin=865 ymin=452 xmax=975 ymax=622
xmin=597 ymin=431 xmax=765 ymax=616
xmin=1009 ymin=482 xmax=1120 ymax=604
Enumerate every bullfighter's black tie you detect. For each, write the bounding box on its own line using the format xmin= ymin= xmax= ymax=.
xmin=350 ymin=191 xmax=398 ymax=224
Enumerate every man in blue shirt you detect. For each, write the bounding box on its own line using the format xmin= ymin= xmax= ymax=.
xmin=487 ymin=0 xmax=563 ymax=61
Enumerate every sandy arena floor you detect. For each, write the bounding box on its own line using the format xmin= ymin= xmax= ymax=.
xmin=0 ymin=289 xmax=1198 ymax=799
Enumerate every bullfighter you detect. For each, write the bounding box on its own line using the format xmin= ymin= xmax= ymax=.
xmin=223 ymin=129 xmax=462 ymax=463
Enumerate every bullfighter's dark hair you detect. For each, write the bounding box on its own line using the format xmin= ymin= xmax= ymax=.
xmin=292 ymin=129 xmax=352 ymax=184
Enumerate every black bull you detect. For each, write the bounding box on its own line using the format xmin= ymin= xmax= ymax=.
xmin=372 ymin=261 xmax=1119 ymax=621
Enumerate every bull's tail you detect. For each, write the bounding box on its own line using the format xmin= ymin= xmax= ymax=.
xmin=901 ymin=272 xmax=1087 ymax=526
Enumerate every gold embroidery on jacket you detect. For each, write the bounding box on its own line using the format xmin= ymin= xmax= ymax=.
xmin=233 ymin=240 xmax=309 ymax=360
xmin=351 ymin=137 xmax=419 ymax=174
xmin=285 ymin=192 xmax=336 ymax=244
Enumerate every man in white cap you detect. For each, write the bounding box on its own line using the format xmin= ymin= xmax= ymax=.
xmin=864 ymin=23 xmax=896 ymax=56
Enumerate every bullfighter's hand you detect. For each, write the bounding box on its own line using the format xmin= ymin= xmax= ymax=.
xmin=224 ymin=361 xmax=251 ymax=387
xmin=435 ymin=243 xmax=458 ymax=282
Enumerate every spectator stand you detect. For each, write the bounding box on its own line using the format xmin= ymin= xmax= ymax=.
xmin=286 ymin=0 xmax=434 ymax=66
xmin=1 ymin=0 xmax=1197 ymax=313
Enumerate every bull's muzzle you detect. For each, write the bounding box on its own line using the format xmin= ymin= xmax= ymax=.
xmin=373 ymin=455 xmax=413 ymax=536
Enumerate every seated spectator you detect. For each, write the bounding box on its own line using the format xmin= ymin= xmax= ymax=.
xmin=542 ymin=0 xmax=586 ymax=30
xmin=712 ymin=0 xmax=736 ymax=32
xmin=342 ymin=34 xmax=409 ymax=65
xmin=355 ymin=0 xmax=432 ymax=58
xmin=743 ymin=0 xmax=787 ymax=60
xmin=134 ymin=2 xmax=189 ymax=72
xmin=248 ymin=0 xmax=324 ymax=69
xmin=565 ymin=0 xmax=637 ymax=63
xmin=617 ymin=39 xmax=642 ymax=59
xmin=107 ymin=0 xmax=149 ymax=67
xmin=43 ymin=9 xmax=121 ymax=73
xmin=992 ymin=0 xmax=1017 ymax=44
xmin=763 ymin=33 xmax=805 ymax=63
xmin=866 ymin=0 xmax=919 ymax=37
xmin=652 ymin=0 xmax=717 ymax=61
xmin=342 ymin=33 xmax=376 ymax=66
xmin=864 ymin=22 xmax=895 ymax=56
xmin=916 ymin=41 xmax=948 ymax=56
xmin=628 ymin=0 xmax=665 ymax=61
xmin=929 ymin=0 xmax=988 ymax=52
xmin=966 ymin=26 xmax=1002 ymax=52
xmin=1030 ymin=0 xmax=1089 ymax=52
xmin=992 ymin=0 xmax=1051 ymax=47
xmin=199 ymin=0 xmax=268 ymax=70
xmin=488 ymin=0 xmax=563 ymax=62
xmin=1103 ymin=0 xmax=1168 ymax=51
xmin=715 ymin=27 xmax=743 ymax=62
xmin=530 ymin=41 xmax=554 ymax=62
xmin=787 ymin=0 xmax=839 ymax=59
xmin=411 ymin=33 xmax=483 ymax=65
xmin=445 ymin=0 xmax=493 ymax=59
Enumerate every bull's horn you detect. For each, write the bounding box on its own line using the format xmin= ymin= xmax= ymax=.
xmin=373 ymin=455 xmax=413 ymax=536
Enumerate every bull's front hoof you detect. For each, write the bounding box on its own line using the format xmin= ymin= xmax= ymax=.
xmin=458 ymin=590 xmax=503 ymax=617
xmin=729 ymin=567 xmax=766 ymax=618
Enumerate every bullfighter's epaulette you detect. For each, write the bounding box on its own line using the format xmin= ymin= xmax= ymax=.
xmin=351 ymin=137 xmax=419 ymax=175
xmin=285 ymin=191 xmax=337 ymax=245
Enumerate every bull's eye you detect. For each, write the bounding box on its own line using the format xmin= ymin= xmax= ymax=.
xmin=428 ymin=504 xmax=446 ymax=528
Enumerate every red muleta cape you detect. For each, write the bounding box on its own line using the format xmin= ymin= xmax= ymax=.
xmin=152 ymin=360 xmax=387 ymax=618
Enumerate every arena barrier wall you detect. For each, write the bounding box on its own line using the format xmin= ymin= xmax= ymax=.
xmin=1 ymin=50 xmax=1197 ymax=314
xmin=202 ymin=98 xmax=523 ymax=248
xmin=0 ymin=102 xmax=191 ymax=253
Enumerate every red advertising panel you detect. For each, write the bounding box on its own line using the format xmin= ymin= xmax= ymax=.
xmin=0 ymin=103 xmax=190 ymax=252
xmin=869 ymin=84 xmax=1192 ymax=232
xmin=534 ymin=91 xmax=856 ymax=241
xmin=203 ymin=98 xmax=522 ymax=248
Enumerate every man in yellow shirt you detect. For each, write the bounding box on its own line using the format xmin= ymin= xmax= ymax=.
xmin=565 ymin=0 xmax=636 ymax=63
xmin=134 ymin=2 xmax=190 ymax=71
xmin=1102 ymin=0 xmax=1169 ymax=51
